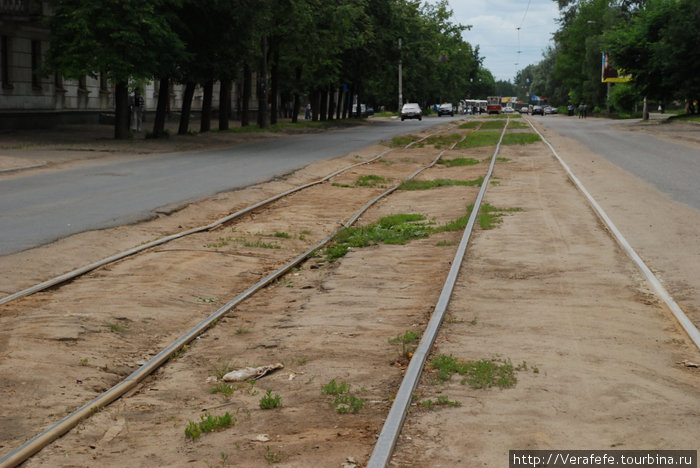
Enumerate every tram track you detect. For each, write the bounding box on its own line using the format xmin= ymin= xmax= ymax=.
xmin=5 ymin=114 xmax=696 ymax=467
xmin=1 ymin=121 xmax=474 ymax=466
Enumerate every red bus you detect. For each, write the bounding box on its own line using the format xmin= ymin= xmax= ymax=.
xmin=486 ymin=96 xmax=502 ymax=114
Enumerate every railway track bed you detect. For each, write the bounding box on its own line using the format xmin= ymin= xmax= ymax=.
xmin=1 ymin=118 xmax=699 ymax=467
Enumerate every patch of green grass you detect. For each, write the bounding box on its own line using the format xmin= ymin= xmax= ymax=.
xmin=274 ymin=231 xmax=291 ymax=238
xmin=420 ymin=395 xmax=462 ymax=410
xmin=205 ymin=236 xmax=235 ymax=249
xmin=437 ymin=213 xmax=470 ymax=232
xmin=324 ymin=213 xmax=430 ymax=262
xmin=197 ymin=297 xmax=217 ymax=303
xmin=461 ymin=360 xmax=517 ymax=389
xmin=430 ymin=354 xmax=517 ymax=389
xmin=479 ymin=120 xmax=506 ymax=130
xmin=185 ymin=412 xmax=235 ymax=441
xmin=105 ymin=322 xmax=126 ymax=333
xmin=391 ymin=134 xmax=420 ymax=147
xmin=388 ymin=330 xmax=421 ymax=358
xmin=424 ymin=133 xmax=463 ymax=149
xmin=477 ymin=203 xmax=522 ymax=229
xmin=502 ymin=133 xmax=541 ymax=145
xmin=456 ymin=131 xmax=501 ymax=148
xmin=496 ymin=157 xmax=510 ymax=162
xmin=210 ymin=382 xmax=237 ymax=398
xmin=259 ymin=389 xmax=282 ymax=409
xmin=322 ymin=379 xmax=351 ymax=395
xmin=507 ymin=120 xmax=529 ymax=129
xmin=440 ymin=157 xmax=480 ymax=167
xmin=321 ymin=379 xmax=365 ymax=414
xmin=355 ymin=174 xmax=388 ymax=187
xmin=458 ymin=121 xmax=481 ymax=129
xmin=264 ymin=445 xmax=284 ymax=464
xmin=333 ymin=393 xmax=365 ymax=414
xmin=398 ymin=177 xmax=483 ymax=191
xmin=243 ymin=240 xmax=281 ymax=249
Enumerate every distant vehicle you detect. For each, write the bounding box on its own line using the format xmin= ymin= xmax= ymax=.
xmin=487 ymin=96 xmax=502 ymax=114
xmin=401 ymin=103 xmax=422 ymax=121
xmin=519 ymin=106 xmax=529 ymax=114
xmin=437 ymin=103 xmax=454 ymax=116
xmin=503 ymin=106 xmax=514 ymax=113
xmin=544 ymin=106 xmax=557 ymax=115
xmin=531 ymin=105 xmax=544 ymax=116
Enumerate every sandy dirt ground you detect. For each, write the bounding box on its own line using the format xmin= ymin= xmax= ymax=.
xmin=0 ymin=116 xmax=698 ymax=467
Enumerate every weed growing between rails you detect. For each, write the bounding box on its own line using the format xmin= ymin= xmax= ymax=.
xmin=321 ymin=379 xmax=366 ymax=414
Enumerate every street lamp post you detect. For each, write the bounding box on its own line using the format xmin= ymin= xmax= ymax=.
xmin=398 ymin=38 xmax=403 ymax=112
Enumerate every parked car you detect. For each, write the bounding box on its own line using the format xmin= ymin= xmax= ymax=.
xmin=401 ymin=103 xmax=422 ymax=121
xmin=544 ymin=106 xmax=557 ymax=115
xmin=437 ymin=103 xmax=454 ymax=116
xmin=519 ymin=106 xmax=529 ymax=114
xmin=503 ymin=106 xmax=514 ymax=113
xmin=531 ymin=105 xmax=544 ymax=116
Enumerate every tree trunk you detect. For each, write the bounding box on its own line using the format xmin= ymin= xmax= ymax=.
xmin=344 ymin=84 xmax=354 ymax=119
xmin=178 ymin=81 xmax=196 ymax=135
xmin=319 ymin=89 xmax=328 ymax=121
xmin=152 ymin=77 xmax=169 ymax=138
xmin=311 ymin=90 xmax=320 ymax=122
xmin=242 ymin=63 xmax=251 ymax=127
xmin=200 ymin=79 xmax=213 ymax=133
xmin=291 ymin=66 xmax=302 ymax=124
xmin=327 ymin=85 xmax=335 ymax=121
xmin=336 ymin=86 xmax=343 ymax=120
xmin=219 ymin=77 xmax=231 ymax=130
xmin=114 ymin=81 xmax=129 ymax=139
xmin=257 ymin=36 xmax=269 ymax=129
xmin=270 ymin=44 xmax=279 ymax=125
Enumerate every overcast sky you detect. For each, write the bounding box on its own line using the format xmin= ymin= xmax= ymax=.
xmin=445 ymin=0 xmax=561 ymax=82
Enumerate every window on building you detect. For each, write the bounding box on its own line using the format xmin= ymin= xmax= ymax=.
xmin=79 ymin=75 xmax=87 ymax=91
xmin=1 ymin=36 xmax=11 ymax=89
xmin=31 ymin=40 xmax=41 ymax=89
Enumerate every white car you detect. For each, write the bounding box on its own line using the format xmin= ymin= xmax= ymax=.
xmin=503 ymin=106 xmax=514 ymax=113
xmin=401 ymin=103 xmax=422 ymax=121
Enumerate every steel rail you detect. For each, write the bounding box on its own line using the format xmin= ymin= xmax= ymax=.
xmin=525 ymin=118 xmax=700 ymax=350
xmin=368 ymin=120 xmax=510 ymax=468
xmin=0 ymin=132 xmax=440 ymax=307
xmin=0 ymin=131 xmax=457 ymax=468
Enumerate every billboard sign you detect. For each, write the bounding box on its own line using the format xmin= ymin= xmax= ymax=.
xmin=602 ymin=52 xmax=632 ymax=83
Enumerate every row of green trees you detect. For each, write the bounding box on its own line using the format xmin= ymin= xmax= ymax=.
xmin=45 ymin=0 xmax=495 ymax=139
xmin=502 ymin=0 xmax=698 ymax=116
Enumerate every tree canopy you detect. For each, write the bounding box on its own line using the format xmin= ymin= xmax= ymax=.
xmin=45 ymin=0 xmax=493 ymax=138
xmin=506 ymin=0 xmax=699 ymax=114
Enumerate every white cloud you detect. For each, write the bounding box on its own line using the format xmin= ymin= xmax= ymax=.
xmin=442 ymin=0 xmax=560 ymax=81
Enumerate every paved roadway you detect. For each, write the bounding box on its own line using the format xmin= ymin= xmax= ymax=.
xmin=532 ymin=115 xmax=700 ymax=210
xmin=0 ymin=117 xmax=456 ymax=256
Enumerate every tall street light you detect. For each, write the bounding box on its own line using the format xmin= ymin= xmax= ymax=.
xmin=398 ymin=38 xmax=403 ymax=112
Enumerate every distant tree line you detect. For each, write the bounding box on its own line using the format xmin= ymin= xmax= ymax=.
xmin=503 ymin=0 xmax=698 ymax=116
xmin=44 ymin=0 xmax=494 ymax=139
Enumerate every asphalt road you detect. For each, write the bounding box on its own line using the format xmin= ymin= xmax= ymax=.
xmin=532 ymin=115 xmax=700 ymax=210
xmin=0 ymin=117 xmax=456 ymax=256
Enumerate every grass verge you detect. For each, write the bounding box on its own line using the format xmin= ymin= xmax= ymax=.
xmin=398 ymin=177 xmax=483 ymax=191
xmin=429 ymin=354 xmax=518 ymax=389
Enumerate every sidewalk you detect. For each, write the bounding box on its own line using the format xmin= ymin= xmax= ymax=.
xmin=0 ymin=118 xmax=367 ymax=173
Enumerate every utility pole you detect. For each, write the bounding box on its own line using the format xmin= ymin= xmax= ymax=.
xmin=398 ymin=38 xmax=402 ymax=112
